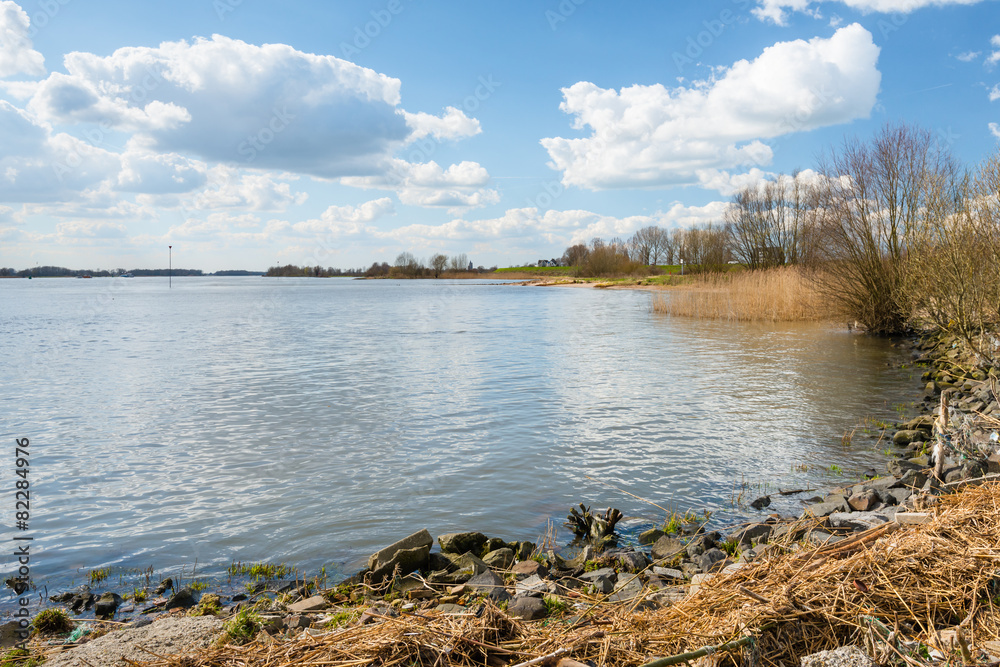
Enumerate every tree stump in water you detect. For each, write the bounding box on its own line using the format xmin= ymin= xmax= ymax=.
xmin=567 ymin=504 xmax=623 ymax=548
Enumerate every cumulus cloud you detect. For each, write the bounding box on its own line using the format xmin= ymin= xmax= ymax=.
xmin=956 ymin=51 xmax=980 ymax=62
xmin=0 ymin=100 xmax=121 ymax=202
xmin=291 ymin=197 xmax=395 ymax=236
xmin=342 ymin=159 xmax=499 ymax=212
xmin=0 ymin=1 xmax=44 ymax=78
xmin=989 ymin=35 xmax=1000 ymax=65
xmin=753 ymin=0 xmax=982 ymax=25
xmin=26 ymin=34 xmax=479 ymax=179
xmin=192 ymin=165 xmax=307 ymax=211
xmin=990 ymin=122 xmax=1000 ymax=140
xmin=541 ymin=24 xmax=880 ymax=191
xmin=991 ymin=84 xmax=1000 ymax=102
xmin=55 ymin=220 xmax=128 ymax=239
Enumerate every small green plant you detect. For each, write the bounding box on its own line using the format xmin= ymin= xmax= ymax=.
xmin=720 ymin=538 xmax=741 ymax=558
xmin=132 ymin=588 xmax=148 ymax=603
xmin=189 ymin=580 xmax=209 ymax=592
xmin=227 ymin=561 xmax=294 ymax=581
xmin=324 ymin=609 xmax=360 ymax=629
xmin=1 ymin=648 xmax=40 ymax=667
xmin=33 ymin=608 xmax=73 ymax=634
xmin=223 ymin=608 xmax=263 ymax=645
xmin=829 ymin=464 xmax=843 ymax=475
xmin=88 ymin=568 xmax=110 ymax=585
xmin=191 ymin=593 xmax=222 ymax=617
xmin=542 ymin=595 xmax=571 ymax=616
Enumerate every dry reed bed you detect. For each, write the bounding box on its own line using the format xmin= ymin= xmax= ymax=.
xmin=651 ymin=267 xmax=835 ymax=322
xmin=141 ymin=482 xmax=1000 ymax=667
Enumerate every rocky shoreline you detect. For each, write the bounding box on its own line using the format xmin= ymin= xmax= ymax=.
xmin=9 ymin=333 xmax=1000 ymax=666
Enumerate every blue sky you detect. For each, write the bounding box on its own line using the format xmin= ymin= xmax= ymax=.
xmin=0 ymin=0 xmax=998 ymax=271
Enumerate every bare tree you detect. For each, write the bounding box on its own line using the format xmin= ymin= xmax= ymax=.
xmin=562 ymin=244 xmax=590 ymax=266
xmin=812 ymin=122 xmax=953 ymax=334
xmin=726 ymin=172 xmax=819 ymax=270
xmin=430 ymin=253 xmax=448 ymax=278
xmin=630 ymin=225 xmax=670 ymax=265
xmin=447 ymin=253 xmax=469 ymax=272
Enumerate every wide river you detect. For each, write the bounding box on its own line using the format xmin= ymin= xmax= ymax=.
xmin=1 ymin=276 xmax=922 ymax=592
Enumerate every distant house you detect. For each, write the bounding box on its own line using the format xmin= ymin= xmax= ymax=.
xmin=538 ymin=259 xmax=551 ymax=267
xmin=468 ymin=261 xmax=474 ymax=271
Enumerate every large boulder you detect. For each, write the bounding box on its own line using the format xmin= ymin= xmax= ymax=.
xmin=466 ymin=570 xmax=510 ymax=603
xmin=438 ymin=532 xmax=488 ymax=555
xmin=893 ymin=430 xmax=926 ymax=446
xmin=368 ymin=529 xmax=433 ymax=571
xmin=651 ymin=536 xmax=685 ymax=561
xmin=482 ymin=548 xmax=515 ymax=570
xmin=94 ymin=592 xmax=122 ymax=620
xmin=507 ymin=596 xmax=547 ymax=620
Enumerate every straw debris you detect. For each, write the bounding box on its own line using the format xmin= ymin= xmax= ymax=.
xmin=136 ymin=482 xmax=1000 ymax=667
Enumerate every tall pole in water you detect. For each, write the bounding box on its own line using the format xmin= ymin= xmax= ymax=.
xmin=169 ymin=245 xmax=172 ymax=288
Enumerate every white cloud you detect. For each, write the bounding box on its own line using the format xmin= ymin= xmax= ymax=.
xmin=956 ymin=51 xmax=980 ymax=62
xmin=117 ymin=148 xmax=208 ymax=194
xmin=989 ymin=34 xmax=1000 ymax=65
xmin=342 ymin=159 xmax=499 ymax=213
xmin=541 ymin=24 xmax=880 ymax=191
xmin=403 ymin=107 xmax=480 ymax=142
xmin=754 ymin=0 xmax=982 ymax=25
xmin=0 ymin=2 xmax=44 ymax=78
xmin=55 ymin=220 xmax=128 ymax=239
xmin=291 ymin=197 xmax=395 ymax=236
xmin=990 ymin=84 xmax=1000 ymax=102
xmin=192 ymin=165 xmax=307 ymax=211
xmin=26 ymin=35 xmax=478 ymax=179
xmin=990 ymin=122 xmax=1000 ymax=140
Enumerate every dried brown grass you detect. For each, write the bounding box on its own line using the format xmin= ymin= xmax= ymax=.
xmin=139 ymin=482 xmax=1000 ymax=667
xmin=651 ymin=266 xmax=836 ymax=322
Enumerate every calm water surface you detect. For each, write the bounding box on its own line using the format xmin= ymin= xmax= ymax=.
xmin=0 ymin=277 xmax=921 ymax=591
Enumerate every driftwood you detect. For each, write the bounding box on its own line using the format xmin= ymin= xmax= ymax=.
xmin=566 ymin=504 xmax=623 ymax=545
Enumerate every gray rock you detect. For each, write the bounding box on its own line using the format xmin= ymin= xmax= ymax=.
xmin=370 ymin=544 xmax=430 ymax=581
xmin=651 ymin=536 xmax=685 ymax=560
xmin=285 ymin=614 xmax=312 ymax=629
xmin=579 ymin=567 xmax=616 ymax=581
xmin=800 ymin=645 xmax=876 ymax=667
xmin=482 ymin=548 xmax=515 ymax=570
xmin=511 ymin=560 xmax=548 ymax=580
xmin=828 ymin=511 xmax=889 ymax=531
xmin=588 ymin=576 xmax=614 ymax=595
xmin=806 ymin=530 xmax=843 ymax=546
xmin=893 ymin=469 xmax=928 ymax=489
xmin=613 ymin=550 xmax=648 ymax=573
xmin=727 ymin=523 xmax=771 ymax=545
xmin=695 ymin=549 xmax=729 ymax=573
xmin=900 ymin=415 xmax=934 ymax=432
xmin=750 ymin=495 xmax=771 ymax=510
xmin=652 ymin=567 xmax=684 ymax=579
xmin=95 ymin=592 xmax=123 ymax=620
xmin=639 ymin=528 xmax=666 ymax=545
xmin=438 ymin=532 xmax=488 ymax=555
xmin=888 ymin=459 xmax=923 ymax=478
xmin=367 ymin=529 xmax=433 ymax=571
xmin=886 ymin=487 xmax=913 ymax=505
xmin=466 ymin=570 xmax=511 ymax=603
xmin=893 ymin=430 xmax=926 ymax=446
xmin=609 ymin=574 xmax=642 ymax=602
xmin=435 ymin=603 xmax=467 ymax=614
xmin=801 ymin=499 xmax=848 ymax=519
xmin=0 ymin=621 xmax=22 ymax=649
xmin=287 ymin=595 xmax=328 ymax=613
xmin=648 ymin=586 xmax=686 ymax=607
xmin=507 ymin=596 xmax=547 ymax=620
xmin=165 ymin=587 xmax=196 ymax=610
xmin=514 ymin=575 xmax=548 ymax=598
xmin=482 ymin=537 xmax=506 ymax=554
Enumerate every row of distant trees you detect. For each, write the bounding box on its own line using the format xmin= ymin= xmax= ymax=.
xmin=365 ymin=253 xmax=496 ymax=278
xmin=0 ymin=266 xmax=206 ymax=277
